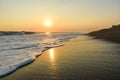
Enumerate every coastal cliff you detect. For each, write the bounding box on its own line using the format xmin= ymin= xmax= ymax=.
xmin=88 ymin=24 xmax=120 ymax=42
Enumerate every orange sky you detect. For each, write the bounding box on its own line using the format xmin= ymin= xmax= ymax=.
xmin=0 ymin=0 xmax=120 ymax=33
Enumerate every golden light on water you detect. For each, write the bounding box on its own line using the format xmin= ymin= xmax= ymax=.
xmin=49 ymin=48 xmax=54 ymax=59
xmin=45 ymin=32 xmax=50 ymax=35
xmin=49 ymin=48 xmax=56 ymax=72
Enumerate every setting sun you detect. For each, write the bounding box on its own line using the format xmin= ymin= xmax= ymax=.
xmin=45 ymin=20 xmax=51 ymax=27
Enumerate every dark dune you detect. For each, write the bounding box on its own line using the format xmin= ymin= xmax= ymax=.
xmin=88 ymin=24 xmax=120 ymax=42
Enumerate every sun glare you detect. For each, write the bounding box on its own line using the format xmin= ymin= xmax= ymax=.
xmin=45 ymin=32 xmax=50 ymax=35
xmin=49 ymin=48 xmax=54 ymax=59
xmin=45 ymin=20 xmax=51 ymax=27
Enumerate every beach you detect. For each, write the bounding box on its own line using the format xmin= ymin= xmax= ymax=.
xmin=1 ymin=36 xmax=120 ymax=80
xmin=0 ymin=0 xmax=120 ymax=80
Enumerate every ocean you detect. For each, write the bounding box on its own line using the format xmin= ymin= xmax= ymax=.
xmin=0 ymin=32 xmax=80 ymax=77
xmin=0 ymin=33 xmax=120 ymax=80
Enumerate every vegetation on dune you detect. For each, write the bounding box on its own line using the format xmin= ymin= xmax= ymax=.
xmin=88 ymin=24 xmax=120 ymax=42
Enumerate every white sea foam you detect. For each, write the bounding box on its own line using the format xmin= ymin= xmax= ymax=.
xmin=0 ymin=33 xmax=81 ymax=77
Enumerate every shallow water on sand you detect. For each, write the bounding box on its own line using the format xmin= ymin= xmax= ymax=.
xmin=1 ymin=36 xmax=120 ymax=80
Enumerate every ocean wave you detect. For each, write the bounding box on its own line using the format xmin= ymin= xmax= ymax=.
xmin=0 ymin=33 xmax=81 ymax=78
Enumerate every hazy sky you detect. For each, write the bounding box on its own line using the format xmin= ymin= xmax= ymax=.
xmin=0 ymin=0 xmax=120 ymax=32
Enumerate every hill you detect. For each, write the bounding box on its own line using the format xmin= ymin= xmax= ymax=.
xmin=88 ymin=24 xmax=120 ymax=42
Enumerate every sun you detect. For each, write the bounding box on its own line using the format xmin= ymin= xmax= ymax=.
xmin=45 ymin=20 xmax=51 ymax=27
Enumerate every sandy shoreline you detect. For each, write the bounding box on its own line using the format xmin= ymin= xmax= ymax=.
xmin=1 ymin=36 xmax=120 ymax=80
xmin=0 ymin=36 xmax=78 ymax=80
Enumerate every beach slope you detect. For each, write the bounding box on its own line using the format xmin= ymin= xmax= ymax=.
xmin=1 ymin=36 xmax=120 ymax=80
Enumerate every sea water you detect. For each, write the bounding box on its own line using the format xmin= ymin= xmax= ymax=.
xmin=0 ymin=33 xmax=80 ymax=77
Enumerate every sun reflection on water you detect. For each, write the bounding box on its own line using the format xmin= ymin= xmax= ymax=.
xmin=45 ymin=32 xmax=50 ymax=35
xmin=49 ymin=48 xmax=56 ymax=73
xmin=50 ymin=48 xmax=54 ymax=59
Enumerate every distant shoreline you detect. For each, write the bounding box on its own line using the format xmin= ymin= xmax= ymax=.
xmin=0 ymin=31 xmax=36 ymax=36
xmin=88 ymin=24 xmax=120 ymax=43
xmin=0 ymin=31 xmax=81 ymax=36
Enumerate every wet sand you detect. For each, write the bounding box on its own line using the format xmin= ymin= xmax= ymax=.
xmin=1 ymin=36 xmax=120 ymax=80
